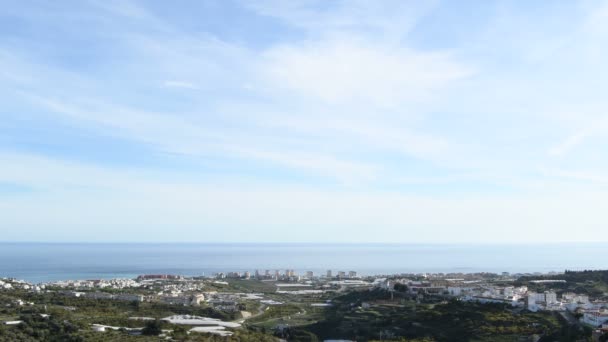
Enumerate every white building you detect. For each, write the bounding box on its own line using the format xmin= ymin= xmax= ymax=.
xmin=545 ymin=291 xmax=557 ymax=304
xmin=562 ymin=292 xmax=576 ymax=302
xmin=527 ymin=292 xmax=545 ymax=311
xmin=448 ymin=287 xmax=463 ymax=296
xmin=527 ymin=292 xmax=545 ymax=304
xmin=161 ymin=294 xmax=204 ymax=306
xmin=577 ymin=295 xmax=590 ymax=304
xmin=114 ymin=293 xmax=145 ymax=302
xmin=582 ymin=310 xmax=608 ymax=327
xmin=85 ymin=292 xmax=113 ymax=300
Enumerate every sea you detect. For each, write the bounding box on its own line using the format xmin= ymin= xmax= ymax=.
xmin=0 ymin=242 xmax=605 ymax=283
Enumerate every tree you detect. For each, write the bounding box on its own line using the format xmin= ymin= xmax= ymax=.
xmin=141 ymin=319 xmax=163 ymax=336
xmin=172 ymin=325 xmax=188 ymax=339
xmin=394 ymin=283 xmax=409 ymax=292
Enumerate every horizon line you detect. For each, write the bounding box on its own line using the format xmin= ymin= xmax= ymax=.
xmin=0 ymin=241 xmax=606 ymax=245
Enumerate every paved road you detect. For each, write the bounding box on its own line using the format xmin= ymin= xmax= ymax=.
xmin=236 ymin=304 xmax=268 ymax=323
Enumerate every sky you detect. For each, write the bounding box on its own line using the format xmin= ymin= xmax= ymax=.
xmin=2 ymin=0 xmax=608 ymax=243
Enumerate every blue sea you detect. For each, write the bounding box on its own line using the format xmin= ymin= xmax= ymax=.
xmin=0 ymin=243 xmax=605 ymax=283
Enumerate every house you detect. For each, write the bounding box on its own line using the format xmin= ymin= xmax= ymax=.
xmin=582 ymin=310 xmax=608 ymax=327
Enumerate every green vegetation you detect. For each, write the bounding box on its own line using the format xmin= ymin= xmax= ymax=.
xmin=3 ymin=271 xmax=608 ymax=341
xmin=246 ymin=288 xmax=592 ymax=342
xmin=0 ymin=290 xmax=274 ymax=341
xmin=0 ymin=313 xmax=83 ymax=342
xmin=302 ymin=291 xmax=563 ymax=341
xmin=518 ymin=270 xmax=608 ymax=299
xmin=141 ymin=319 xmax=162 ymax=336
xmin=248 ymin=304 xmax=302 ymax=324
xmin=224 ymin=279 xmax=276 ymax=293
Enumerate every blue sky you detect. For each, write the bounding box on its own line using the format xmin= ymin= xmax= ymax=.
xmin=2 ymin=0 xmax=608 ymax=242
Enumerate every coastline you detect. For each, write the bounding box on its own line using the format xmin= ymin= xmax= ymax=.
xmin=1 ymin=242 xmax=605 ymax=283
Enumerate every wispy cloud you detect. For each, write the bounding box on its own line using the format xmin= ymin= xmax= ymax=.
xmin=548 ymin=115 xmax=608 ymax=157
xmin=162 ymin=80 xmax=200 ymax=90
xmin=247 ymin=0 xmax=437 ymax=39
xmin=2 ymin=150 xmax=608 ymax=243
xmin=3 ymin=0 xmax=608 ymax=241
xmin=261 ymin=39 xmax=472 ymax=106
xmin=544 ymin=168 xmax=608 ymax=184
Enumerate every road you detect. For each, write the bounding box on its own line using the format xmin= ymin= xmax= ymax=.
xmin=235 ymin=304 xmax=267 ymax=324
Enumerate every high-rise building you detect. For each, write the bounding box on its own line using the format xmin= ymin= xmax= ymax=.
xmin=326 ymin=270 xmax=332 ymax=278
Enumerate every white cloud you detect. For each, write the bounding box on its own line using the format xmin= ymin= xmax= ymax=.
xmin=1 ymin=150 xmax=607 ymax=242
xmin=232 ymin=147 xmax=379 ymax=184
xmin=2 ymin=0 xmax=473 ymax=184
xmin=162 ymin=80 xmax=200 ymax=90
xmin=247 ymin=0 xmax=437 ymax=39
xmin=548 ymin=131 xmax=591 ymax=157
xmin=264 ymin=116 xmax=452 ymax=164
xmin=548 ymin=115 xmax=608 ymax=156
xmin=250 ymin=1 xmax=472 ymax=106
xmin=5 ymin=0 xmax=608 ymax=242
xmin=543 ymin=168 xmax=608 ymax=185
xmin=22 ymin=95 xmax=381 ymax=183
xmin=261 ymin=39 xmax=473 ymax=106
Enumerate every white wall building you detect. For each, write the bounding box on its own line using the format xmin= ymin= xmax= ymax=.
xmin=582 ymin=310 xmax=608 ymax=327
xmin=545 ymin=291 xmax=557 ymax=304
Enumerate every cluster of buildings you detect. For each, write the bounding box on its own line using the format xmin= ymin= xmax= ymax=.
xmin=0 ymin=279 xmax=14 ymax=290
xmin=326 ymin=270 xmax=358 ymax=279
xmin=215 ymin=269 xmax=359 ymax=282
xmin=382 ymin=277 xmax=608 ymax=328
xmin=35 ymin=274 xmax=276 ymax=314
xmin=43 ymin=274 xmax=195 ymax=291
xmin=57 ymin=286 xmax=207 ymax=307
xmin=46 ymin=278 xmax=141 ymax=290
xmin=0 ymin=278 xmax=44 ymax=292
xmin=6 ymin=270 xmax=608 ymax=331
xmin=525 ymin=290 xmax=608 ymax=328
xmin=151 ymin=279 xmax=205 ymax=293
xmin=583 ymin=310 xmax=608 ymax=327
xmin=159 ymin=293 xmax=205 ymax=306
xmin=137 ymin=274 xmax=184 ymax=281
xmin=216 ymin=269 xmax=300 ymax=281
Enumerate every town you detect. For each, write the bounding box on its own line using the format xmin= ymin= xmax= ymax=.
xmin=1 ymin=269 xmax=608 ymax=341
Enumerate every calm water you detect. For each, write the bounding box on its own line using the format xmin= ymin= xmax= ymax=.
xmin=0 ymin=243 xmax=605 ymax=283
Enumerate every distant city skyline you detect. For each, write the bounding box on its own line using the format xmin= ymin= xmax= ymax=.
xmin=2 ymin=1 xmax=608 ymax=242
